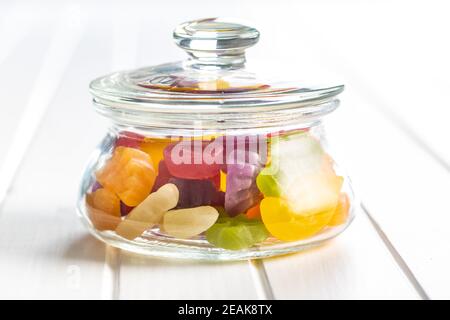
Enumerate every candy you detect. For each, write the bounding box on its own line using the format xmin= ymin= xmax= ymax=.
xmin=96 ymin=146 xmax=156 ymax=207
xmin=206 ymin=215 xmax=269 ymax=250
xmin=222 ymin=135 xmax=267 ymax=169
xmin=152 ymin=161 xmax=224 ymax=208
xmin=92 ymin=181 xmax=102 ymax=192
xmin=115 ymin=131 xmax=145 ymax=148
xmin=140 ymin=138 xmax=171 ymax=174
xmin=163 ymin=140 xmax=222 ymax=179
xmin=168 ymin=178 xmax=224 ymax=208
xmin=86 ymin=188 xmax=121 ymax=231
xmin=245 ymin=204 xmax=261 ymax=220
xmin=256 ymin=168 xmax=281 ymax=197
xmin=162 ymin=206 xmax=219 ymax=238
xmin=152 ymin=161 xmax=172 ymax=191
xmin=120 ymin=201 xmax=134 ymax=217
xmin=115 ymin=183 xmax=179 ymax=240
xmin=260 ymin=197 xmax=336 ymax=241
xmin=257 ymin=133 xmax=343 ymax=216
xmin=219 ymin=170 xmax=227 ymax=192
xmin=328 ymin=193 xmax=350 ymax=226
xmin=224 ymin=150 xmax=262 ymax=216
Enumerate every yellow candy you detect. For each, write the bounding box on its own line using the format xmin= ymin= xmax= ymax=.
xmin=115 ymin=183 xmax=179 ymax=240
xmin=328 ymin=193 xmax=350 ymax=226
xmin=219 ymin=170 xmax=227 ymax=192
xmin=140 ymin=138 xmax=171 ymax=174
xmin=260 ymin=197 xmax=336 ymax=241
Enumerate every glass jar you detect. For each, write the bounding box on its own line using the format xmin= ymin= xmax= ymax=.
xmin=77 ymin=18 xmax=356 ymax=260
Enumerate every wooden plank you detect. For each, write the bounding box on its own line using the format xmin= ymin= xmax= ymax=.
xmin=326 ymin=91 xmax=450 ymax=299
xmin=119 ymin=255 xmax=260 ymax=299
xmin=0 ymin=3 xmax=57 ymax=166
xmin=263 ymin=208 xmax=419 ymax=299
xmin=0 ymin=9 xmax=112 ymax=298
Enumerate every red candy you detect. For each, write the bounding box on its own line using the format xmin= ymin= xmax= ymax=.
xmin=115 ymin=131 xmax=145 ymax=149
xmin=163 ymin=141 xmax=223 ymax=180
xmin=153 ymin=161 xmax=224 ymax=208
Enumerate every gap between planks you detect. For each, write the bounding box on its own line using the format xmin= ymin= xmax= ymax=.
xmin=361 ymin=204 xmax=430 ymax=300
xmin=248 ymin=259 xmax=275 ymax=300
xmin=102 ymin=246 xmax=121 ymax=300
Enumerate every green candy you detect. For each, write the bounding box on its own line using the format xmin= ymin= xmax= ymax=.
xmin=256 ymin=132 xmax=325 ymax=197
xmin=256 ymin=168 xmax=281 ymax=197
xmin=206 ymin=215 xmax=269 ymax=250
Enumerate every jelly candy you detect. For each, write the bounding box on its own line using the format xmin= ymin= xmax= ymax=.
xmin=328 ymin=193 xmax=350 ymax=226
xmin=163 ymin=140 xmax=222 ymax=179
xmin=256 ymin=168 xmax=281 ymax=197
xmin=115 ymin=131 xmax=145 ymax=148
xmin=162 ymin=206 xmax=219 ymax=239
xmin=120 ymin=201 xmax=134 ymax=217
xmin=115 ymin=183 xmax=179 ymax=240
xmin=152 ymin=161 xmax=224 ymax=208
xmin=222 ymin=135 xmax=267 ymax=169
xmin=225 ymin=150 xmax=262 ymax=216
xmin=260 ymin=197 xmax=336 ymax=241
xmin=219 ymin=170 xmax=227 ymax=192
xmin=140 ymin=138 xmax=171 ymax=174
xmin=257 ymin=133 xmax=343 ymax=216
xmin=245 ymin=204 xmax=261 ymax=220
xmin=206 ymin=215 xmax=269 ymax=250
xmin=86 ymin=188 xmax=121 ymax=231
xmin=152 ymin=161 xmax=172 ymax=191
xmin=92 ymin=181 xmax=102 ymax=192
xmin=96 ymin=146 xmax=156 ymax=207
xmin=168 ymin=178 xmax=224 ymax=208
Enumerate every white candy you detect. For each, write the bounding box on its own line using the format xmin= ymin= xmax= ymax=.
xmin=163 ymin=206 xmax=219 ymax=239
xmin=115 ymin=183 xmax=179 ymax=240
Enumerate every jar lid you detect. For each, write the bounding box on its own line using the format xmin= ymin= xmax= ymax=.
xmin=90 ymin=18 xmax=344 ymax=130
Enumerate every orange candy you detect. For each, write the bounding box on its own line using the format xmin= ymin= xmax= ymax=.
xmin=86 ymin=188 xmax=121 ymax=231
xmin=246 ymin=204 xmax=261 ymax=220
xmin=96 ymin=146 xmax=156 ymax=206
xmin=328 ymin=193 xmax=350 ymax=226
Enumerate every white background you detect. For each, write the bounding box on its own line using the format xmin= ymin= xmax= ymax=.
xmin=0 ymin=0 xmax=449 ymax=299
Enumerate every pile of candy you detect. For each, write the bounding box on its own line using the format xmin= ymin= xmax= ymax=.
xmin=85 ymin=130 xmax=350 ymax=250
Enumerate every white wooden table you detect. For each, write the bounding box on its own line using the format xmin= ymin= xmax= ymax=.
xmin=0 ymin=0 xmax=449 ymax=300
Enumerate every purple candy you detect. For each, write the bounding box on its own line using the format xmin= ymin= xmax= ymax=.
xmin=153 ymin=161 xmax=224 ymax=208
xmin=120 ymin=201 xmax=134 ymax=216
xmin=92 ymin=181 xmax=102 ymax=192
xmin=224 ymin=150 xmax=263 ymax=216
xmin=168 ymin=177 xmax=224 ymax=209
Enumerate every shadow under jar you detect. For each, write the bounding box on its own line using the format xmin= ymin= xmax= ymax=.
xmin=77 ymin=18 xmax=356 ymax=260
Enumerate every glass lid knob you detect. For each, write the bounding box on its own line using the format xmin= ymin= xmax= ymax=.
xmin=173 ymin=17 xmax=260 ymax=68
